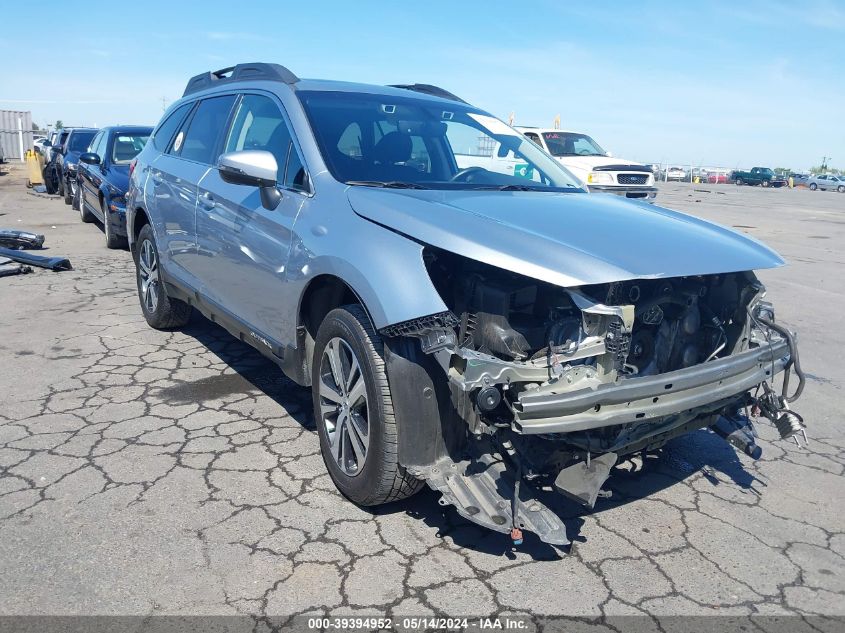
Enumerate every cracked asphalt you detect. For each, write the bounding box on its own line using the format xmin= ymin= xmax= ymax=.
xmin=1 ymin=162 xmax=843 ymax=626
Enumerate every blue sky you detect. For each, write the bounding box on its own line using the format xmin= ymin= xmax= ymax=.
xmin=1 ymin=0 xmax=842 ymax=169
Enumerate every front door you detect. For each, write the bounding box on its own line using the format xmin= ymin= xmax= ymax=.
xmin=194 ymin=93 xmax=309 ymax=346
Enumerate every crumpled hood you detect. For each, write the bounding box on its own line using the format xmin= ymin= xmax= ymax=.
xmin=347 ymin=188 xmax=784 ymax=288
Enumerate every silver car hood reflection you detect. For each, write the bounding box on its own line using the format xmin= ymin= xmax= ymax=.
xmin=347 ymin=188 xmax=784 ymax=288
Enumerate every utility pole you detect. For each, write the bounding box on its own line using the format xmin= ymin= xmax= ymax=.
xmin=821 ymin=156 xmax=831 ymax=173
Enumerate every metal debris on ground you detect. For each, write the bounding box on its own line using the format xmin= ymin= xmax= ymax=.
xmin=0 ymin=247 xmax=72 ymax=271
xmin=0 ymin=229 xmax=46 ymax=250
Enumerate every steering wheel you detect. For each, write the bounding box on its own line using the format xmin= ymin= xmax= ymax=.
xmin=450 ymin=166 xmax=487 ymax=182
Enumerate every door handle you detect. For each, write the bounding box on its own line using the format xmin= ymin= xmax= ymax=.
xmin=199 ymin=191 xmax=215 ymax=209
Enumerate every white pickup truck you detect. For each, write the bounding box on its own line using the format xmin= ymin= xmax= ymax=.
xmin=514 ymin=127 xmax=657 ymax=200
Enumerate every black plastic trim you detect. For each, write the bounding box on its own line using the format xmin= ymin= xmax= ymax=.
xmin=183 ymin=62 xmax=299 ymax=97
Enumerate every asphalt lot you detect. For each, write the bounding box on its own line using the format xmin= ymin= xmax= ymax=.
xmin=1 ymin=162 xmax=843 ymax=626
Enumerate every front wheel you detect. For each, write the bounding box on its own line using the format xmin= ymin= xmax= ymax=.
xmin=71 ymin=181 xmax=81 ymax=210
xmin=313 ymin=305 xmax=422 ymax=506
xmin=838 ymin=186 xmax=844 ymax=193
xmin=63 ymin=178 xmax=73 ymax=204
xmin=810 ymin=183 xmax=817 ymax=191
xmin=133 ymin=224 xmax=191 ymax=329
xmin=103 ymin=200 xmax=126 ymax=249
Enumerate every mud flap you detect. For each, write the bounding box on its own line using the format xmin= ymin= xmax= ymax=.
xmin=554 ymin=452 xmax=617 ymax=508
xmin=410 ymin=452 xmax=569 ymax=546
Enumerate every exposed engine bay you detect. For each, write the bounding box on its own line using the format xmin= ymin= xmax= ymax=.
xmin=382 ymin=248 xmax=806 ymax=546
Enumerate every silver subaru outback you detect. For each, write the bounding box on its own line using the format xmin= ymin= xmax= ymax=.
xmin=127 ymin=63 xmax=805 ymax=546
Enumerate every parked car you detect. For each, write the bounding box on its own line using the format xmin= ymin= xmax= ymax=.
xmin=33 ymin=137 xmax=51 ymax=156
xmin=516 ymin=127 xmax=656 ymax=199
xmin=707 ymin=171 xmax=729 ymax=184
xmin=55 ymin=127 xmax=98 ymax=204
xmin=127 ymin=63 xmax=805 ymax=546
xmin=663 ymin=166 xmax=687 ymax=181
xmin=788 ymin=173 xmax=810 ymax=186
xmin=807 ymin=174 xmax=845 ymax=192
xmin=42 ymin=129 xmax=71 ymax=193
xmin=730 ymin=167 xmax=786 ymax=187
xmin=75 ymin=126 xmax=152 ymax=248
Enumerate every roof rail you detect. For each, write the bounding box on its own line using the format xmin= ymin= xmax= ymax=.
xmin=182 ymin=62 xmax=299 ymax=97
xmin=388 ymin=84 xmax=467 ymax=104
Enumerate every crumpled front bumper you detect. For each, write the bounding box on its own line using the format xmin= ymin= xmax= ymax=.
xmin=512 ymin=339 xmax=789 ymax=434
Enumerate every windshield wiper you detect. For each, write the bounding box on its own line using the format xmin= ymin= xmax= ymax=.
xmin=472 ymin=184 xmax=544 ymax=191
xmin=346 ymin=180 xmax=429 ymax=189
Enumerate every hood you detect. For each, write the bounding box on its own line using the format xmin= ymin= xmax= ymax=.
xmin=554 ymin=155 xmax=646 ymax=176
xmin=347 ymin=188 xmax=784 ymax=288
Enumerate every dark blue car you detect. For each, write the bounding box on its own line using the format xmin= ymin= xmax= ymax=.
xmin=75 ymin=126 xmax=152 ymax=248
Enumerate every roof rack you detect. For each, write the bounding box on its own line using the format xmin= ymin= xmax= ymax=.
xmin=182 ymin=62 xmax=299 ymax=97
xmin=388 ymin=84 xmax=467 ymax=104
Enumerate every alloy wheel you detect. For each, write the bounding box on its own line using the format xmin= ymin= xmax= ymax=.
xmin=138 ymin=239 xmax=160 ymax=313
xmin=319 ymin=337 xmax=369 ymax=476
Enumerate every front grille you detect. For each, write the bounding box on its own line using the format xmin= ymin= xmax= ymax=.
xmin=617 ymin=174 xmax=648 ymax=185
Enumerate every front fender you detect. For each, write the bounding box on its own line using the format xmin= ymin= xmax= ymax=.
xmin=286 ymin=227 xmax=447 ymax=330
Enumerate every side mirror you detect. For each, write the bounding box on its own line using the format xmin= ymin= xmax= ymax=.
xmin=80 ymin=152 xmax=100 ymax=165
xmin=217 ymin=150 xmax=281 ymax=210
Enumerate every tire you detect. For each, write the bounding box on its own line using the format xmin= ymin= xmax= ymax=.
xmin=63 ymin=177 xmax=73 ymax=204
xmin=762 ymin=179 xmax=770 ymax=188
xmin=735 ymin=178 xmax=743 ymax=185
xmin=313 ymin=305 xmax=422 ymax=506
xmin=58 ymin=173 xmax=65 ymax=199
xmin=103 ymin=200 xmax=126 ymax=249
xmin=810 ymin=183 xmax=817 ymax=191
xmin=79 ymin=191 xmax=95 ymax=223
xmin=43 ymin=167 xmax=57 ymax=194
xmin=71 ymin=182 xmax=80 ymax=210
xmin=838 ymin=186 xmax=844 ymax=193
xmin=134 ymin=224 xmax=191 ymax=329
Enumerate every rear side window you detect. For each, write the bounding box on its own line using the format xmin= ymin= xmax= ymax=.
xmin=151 ymin=103 xmax=193 ymax=151
xmin=178 ymin=95 xmax=237 ymax=164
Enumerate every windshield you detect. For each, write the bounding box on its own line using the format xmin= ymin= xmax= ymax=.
xmin=298 ymin=91 xmax=584 ymax=191
xmin=542 ymin=132 xmax=606 ymax=157
xmin=68 ymin=131 xmax=96 ymax=153
xmin=111 ymin=133 xmax=149 ymax=164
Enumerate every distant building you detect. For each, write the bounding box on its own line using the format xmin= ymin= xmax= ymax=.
xmin=0 ymin=110 xmax=35 ymax=161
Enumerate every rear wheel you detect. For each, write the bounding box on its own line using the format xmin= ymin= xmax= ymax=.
xmin=134 ymin=224 xmax=191 ymax=329
xmin=735 ymin=178 xmax=743 ymax=185
xmin=810 ymin=183 xmax=817 ymax=191
xmin=313 ymin=305 xmax=422 ymax=506
xmin=762 ymin=179 xmax=770 ymax=188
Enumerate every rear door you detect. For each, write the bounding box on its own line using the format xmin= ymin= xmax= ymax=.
xmin=194 ymin=92 xmax=309 ymax=345
xmin=150 ymin=96 xmax=236 ymax=286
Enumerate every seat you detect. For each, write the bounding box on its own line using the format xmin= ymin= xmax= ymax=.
xmin=113 ymin=140 xmax=137 ymax=162
xmin=370 ymin=132 xmax=417 ymax=180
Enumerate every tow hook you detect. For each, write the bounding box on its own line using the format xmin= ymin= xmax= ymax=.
xmin=712 ymin=412 xmax=762 ymax=459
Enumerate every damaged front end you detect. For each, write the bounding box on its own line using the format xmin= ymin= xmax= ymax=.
xmin=381 ymin=249 xmax=806 ymax=546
